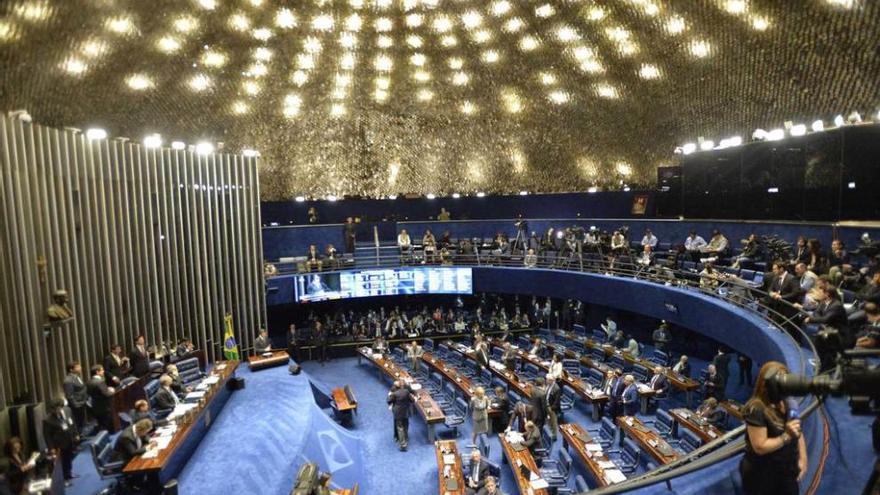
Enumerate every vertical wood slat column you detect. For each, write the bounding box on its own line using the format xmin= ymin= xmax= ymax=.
xmin=0 ymin=115 xmax=264 ymax=407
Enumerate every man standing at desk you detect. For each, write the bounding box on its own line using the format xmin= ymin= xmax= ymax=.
xmin=87 ymin=365 xmax=116 ymax=432
xmin=43 ymin=398 xmax=80 ymax=485
xmin=622 ymin=375 xmax=639 ymax=417
xmin=406 ymin=341 xmax=423 ymax=372
xmin=63 ymin=362 xmax=88 ymax=431
xmin=255 ymin=328 xmax=272 ymax=354
xmin=387 ymin=380 xmax=414 ymax=451
xmin=129 ymin=335 xmax=150 ymax=378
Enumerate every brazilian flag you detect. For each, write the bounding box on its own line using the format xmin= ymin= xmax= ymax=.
xmin=223 ymin=313 xmax=239 ymax=361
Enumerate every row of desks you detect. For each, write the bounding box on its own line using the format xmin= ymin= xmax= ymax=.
xmin=357 ymin=347 xmax=446 ymax=441
xmin=434 ymin=440 xmax=466 ymax=495
xmin=124 ymin=361 xmax=239 ymax=483
xmin=420 ymin=352 xmax=500 ymax=417
xmin=560 ymin=423 xmax=626 ymax=487
xmin=669 ymin=408 xmax=724 ymax=444
xmin=490 ymin=339 xmax=610 ymax=421
xmin=617 ymin=416 xmax=681 ymax=466
xmin=498 ymin=432 xmax=550 ymax=495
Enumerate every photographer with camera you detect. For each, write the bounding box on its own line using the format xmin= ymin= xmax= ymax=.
xmin=740 ymin=361 xmax=807 ymax=495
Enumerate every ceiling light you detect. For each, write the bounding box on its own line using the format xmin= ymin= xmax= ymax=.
xmin=86 ymin=128 xmax=107 ymax=140
xmin=481 ymin=50 xmax=500 ymax=63
xmin=587 ymin=187 xmax=598 ymax=193
xmin=374 ymin=54 xmax=393 ymax=71
xmin=752 ymin=129 xmax=767 ymax=140
xmin=824 ymin=0 xmax=855 ymax=8
xmin=811 ymin=119 xmax=825 ymax=132
xmin=312 ymin=14 xmax=334 ymax=31
xmin=452 ymin=193 xmax=461 ymax=198
xmin=639 ymin=64 xmax=661 ymax=79
xmin=374 ymin=0 xmax=392 ymax=9
xmin=126 ymin=73 xmax=153 ymax=90
xmin=143 ymin=134 xmax=162 ymax=148
xmin=690 ymin=40 xmax=711 ymax=58
xmin=81 ymin=39 xmax=107 ymax=58
xmin=291 ymin=71 xmax=308 ymax=86
xmin=847 ymin=111 xmax=862 ymax=124
xmin=520 ymin=36 xmax=539 ymax=51
xmin=682 ymin=143 xmax=697 ymax=154
xmin=452 ymin=72 xmax=469 ymax=85
xmin=373 ymin=88 xmax=389 ymax=102
xmin=595 ymin=84 xmax=618 ymax=99
xmin=377 ymin=35 xmax=393 ymax=48
xmin=665 ymin=17 xmax=686 ymax=34
xmin=751 ymin=16 xmax=770 ymax=31
xmin=202 ymin=50 xmax=226 ymax=67
xmin=448 ymin=57 xmax=463 ymax=69
xmin=345 ymin=14 xmax=362 ymax=31
xmin=339 ymin=32 xmax=357 ymax=48
xmin=171 ymin=141 xmax=186 ymax=150
xmin=387 ymin=194 xmax=397 ymax=200
xmin=252 ymin=27 xmax=272 ymax=40
xmin=462 ymin=11 xmax=482 ymax=29
xmin=833 ymin=114 xmax=845 ymax=126
xmin=700 ymin=140 xmax=714 ymax=151
xmin=157 ymin=36 xmax=181 ymax=53
xmin=476 ymin=192 xmax=485 ymax=197
xmin=790 ymin=124 xmax=807 ymax=136
xmin=275 ymin=8 xmax=296 ymax=28
xmin=426 ymin=193 xmax=436 ymax=199
xmin=766 ymin=128 xmax=785 ymax=141
xmin=297 ymin=54 xmax=314 ymax=69
xmin=725 ymin=0 xmax=747 ymax=14
xmin=432 ymin=15 xmax=452 ymax=33
xmin=295 ymin=196 xmax=306 ymax=202
xmin=196 ymin=142 xmax=214 ymax=155
xmin=406 ymin=35 xmax=423 ymax=48
xmin=106 ymin=16 xmax=134 ymax=35
xmin=413 ymin=70 xmax=430 ymax=82
xmin=472 ymin=30 xmax=491 ymax=43
xmin=540 ymin=72 xmax=556 ymax=85
xmin=417 ymin=89 xmax=433 ymax=101
xmin=61 ymin=57 xmax=87 ymax=75
xmin=375 ymin=17 xmax=393 ymax=32
xmin=253 ymin=47 xmax=272 ymax=61
xmin=330 ymin=103 xmax=346 ymax=117
xmin=535 ymin=4 xmax=555 ymax=18
xmin=198 ymin=0 xmax=217 ymax=9
xmin=504 ymin=18 xmax=524 ymax=33
xmin=587 ymin=7 xmax=605 ymax=21
xmin=556 ymin=26 xmax=580 ymax=43
xmin=491 ymin=1 xmax=511 ymax=16
xmin=229 ymin=13 xmax=250 ymax=31
xmin=242 ymin=149 xmax=259 ymax=157
xmin=460 ymin=101 xmax=477 ymax=114
xmin=375 ymin=77 xmax=390 ymax=90
xmin=410 ymin=53 xmax=426 ymax=66
xmin=340 ymin=52 xmax=356 ymax=69
xmin=174 ymin=15 xmax=198 ymax=33
xmin=327 ymin=195 xmax=338 ymax=202
xmin=519 ymin=191 xmax=528 ymax=196
xmin=440 ymin=35 xmax=457 ymax=47
xmin=231 ymin=101 xmax=249 ymax=114
xmin=548 ymin=91 xmax=569 ymax=104
xmin=406 ymin=13 xmax=423 ymax=27
xmin=248 ymin=63 xmax=268 ymax=77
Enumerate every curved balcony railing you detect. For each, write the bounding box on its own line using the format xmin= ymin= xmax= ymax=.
xmin=269 ymin=248 xmax=826 ymax=494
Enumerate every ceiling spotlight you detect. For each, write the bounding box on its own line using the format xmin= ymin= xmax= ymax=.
xmin=426 ymin=193 xmax=436 ymax=199
xmin=294 ymin=196 xmax=305 ymax=202
xmin=171 ymin=141 xmax=186 ymax=150
xmin=699 ymin=140 xmax=714 ymax=151
xmin=143 ymin=133 xmax=162 ymax=148
xmin=766 ymin=128 xmax=785 ymax=141
xmin=387 ymin=194 xmax=398 ymax=200
xmin=811 ymin=120 xmax=825 ymax=132
xmin=752 ymin=129 xmax=767 ymax=140
xmin=476 ymin=192 xmax=486 ymax=197
xmin=519 ymin=191 xmax=528 ymax=196
xmin=790 ymin=124 xmax=807 ymax=136
xmin=587 ymin=186 xmax=598 ymax=193
xmin=327 ymin=195 xmax=338 ymax=202
xmin=833 ymin=114 xmax=845 ymax=127
xmin=86 ymin=128 xmax=107 ymax=140
xmin=847 ymin=111 xmax=862 ymax=124
xmin=681 ymin=143 xmax=697 ymax=154
xmin=242 ymin=149 xmax=259 ymax=157
xmin=195 ymin=142 xmax=214 ymax=155
xmin=126 ymin=73 xmax=153 ymax=90
xmin=452 ymin=193 xmax=461 ymax=199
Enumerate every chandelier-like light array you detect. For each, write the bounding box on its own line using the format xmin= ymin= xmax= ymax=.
xmin=0 ymin=0 xmax=875 ymax=200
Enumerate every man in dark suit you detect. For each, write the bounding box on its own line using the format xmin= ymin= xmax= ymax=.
xmin=129 ymin=335 xmax=150 ymax=378
xmin=649 ymin=367 xmax=668 ymax=395
xmin=103 ymin=344 xmax=130 ymax=385
xmin=154 ymin=375 xmax=180 ymax=411
xmin=478 ymin=476 xmax=505 ymax=495
xmin=501 ymin=343 xmax=517 ymax=372
xmin=804 ymin=287 xmax=847 ymax=331
xmin=605 ymin=371 xmax=626 ymax=418
xmin=651 ymin=322 xmax=671 ymax=352
xmin=130 ymin=399 xmax=167 ymax=428
xmin=175 ymin=338 xmax=195 ymax=359
xmin=465 ymin=449 xmax=491 ymax=494
xmin=696 ymin=398 xmax=726 ymax=429
xmin=765 ymin=261 xmax=800 ymax=322
xmin=113 ymin=419 xmax=155 ymax=463
xmin=522 ymin=421 xmax=543 ymax=457
xmin=43 ymin=398 xmax=80 ymax=484
xmin=87 ymin=365 xmax=116 ymax=431
xmin=529 ymin=378 xmax=547 ymax=429
xmin=703 ymin=364 xmax=725 ymax=400
xmin=62 ymin=362 xmax=88 ymax=430
xmin=387 ymin=380 xmax=414 ymax=451
xmin=621 ymin=375 xmax=639 ymax=417
xmin=506 ymin=401 xmax=535 ymax=433
xmin=711 ymin=348 xmax=732 ymax=386
xmin=344 ymin=217 xmax=356 ymax=253
xmin=254 ymin=328 xmax=272 ymax=354
xmin=490 ymin=387 xmax=510 ymax=433
xmin=544 ymin=376 xmax=562 ymax=441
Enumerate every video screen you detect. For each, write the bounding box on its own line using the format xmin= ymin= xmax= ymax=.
xmin=294 ymin=267 xmax=473 ymax=303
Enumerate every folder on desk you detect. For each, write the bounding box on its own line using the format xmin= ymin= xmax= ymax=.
xmin=575 ymin=432 xmax=593 ymax=444
xmin=444 ymin=479 xmax=459 ymax=491
xmin=585 ymin=443 xmax=603 ymax=452
xmin=185 ymin=391 xmax=206 ymax=401
xmin=529 ymin=472 xmax=549 ymax=489
xmin=604 ymin=469 xmax=626 ymax=484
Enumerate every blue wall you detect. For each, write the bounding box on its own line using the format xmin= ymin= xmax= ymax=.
xmin=262 ymin=191 xmax=652 ymax=225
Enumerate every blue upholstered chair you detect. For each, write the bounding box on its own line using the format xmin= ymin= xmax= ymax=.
xmin=679 ymin=429 xmax=703 ymax=453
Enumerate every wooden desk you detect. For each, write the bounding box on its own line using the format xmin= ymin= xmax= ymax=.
xmin=498 ymin=433 xmax=549 ymax=495
xmin=669 ymin=408 xmax=723 ymax=444
xmin=110 ymin=373 xmax=150 ymax=432
xmin=444 ymin=341 xmax=533 ymax=399
xmin=124 ymin=361 xmax=239 ymax=483
xmin=331 ymin=387 xmax=358 ymax=413
xmin=617 ymin=416 xmax=680 ymax=465
xmin=357 ymin=347 xmax=445 ymax=440
xmin=434 ymin=440 xmax=465 ymax=495
xmin=720 ymin=399 xmax=744 ymax=421
xmin=498 ymin=340 xmax=609 ymax=421
xmin=421 ymin=353 xmax=499 ymax=416
xmin=552 ymin=331 xmax=700 ymax=407
xmin=560 ymin=423 xmax=626 ymax=487
xmin=247 ymin=350 xmax=289 ymax=371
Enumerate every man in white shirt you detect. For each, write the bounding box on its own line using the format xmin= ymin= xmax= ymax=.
xmin=794 ymin=262 xmax=818 ymax=295
xmin=601 ymin=317 xmax=617 ymax=339
xmin=684 ymin=231 xmax=707 ymax=261
xmin=397 ymin=229 xmax=412 ymax=259
xmin=524 ymin=248 xmax=538 ymax=268
xmin=641 ymin=229 xmax=658 ymax=249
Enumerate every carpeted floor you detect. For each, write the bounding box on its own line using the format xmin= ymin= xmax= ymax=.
xmin=61 ymin=350 xmax=873 ymax=495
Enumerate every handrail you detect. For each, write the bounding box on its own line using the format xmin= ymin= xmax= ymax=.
xmin=271 ymin=250 xmax=826 ymax=493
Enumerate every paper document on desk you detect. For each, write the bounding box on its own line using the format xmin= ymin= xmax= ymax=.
xmin=528 ymin=472 xmax=549 ymax=489
xmin=185 ymin=391 xmax=206 ymax=400
xmin=637 ymin=384 xmax=652 ymax=393
xmin=141 ymin=449 xmax=160 ymax=459
xmin=215 ymin=363 xmax=227 ymax=371
xmin=204 ymin=375 xmax=221 ymax=385
xmin=443 ymin=454 xmax=456 ymax=465
xmin=168 ymin=403 xmax=197 ymax=419
xmin=195 ymin=381 xmax=210 ymax=391
xmin=585 ymin=443 xmax=603 ymax=452
xmin=598 ymin=460 xmax=616 ymax=469
xmin=490 ymin=361 xmax=504 ymax=370
xmin=604 ymin=469 xmax=627 ymax=484
xmin=154 ymin=436 xmax=174 ymax=450
xmin=505 ymin=431 xmax=524 ymax=444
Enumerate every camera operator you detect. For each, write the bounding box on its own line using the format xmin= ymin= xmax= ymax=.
xmin=740 ymin=361 xmax=807 ymax=495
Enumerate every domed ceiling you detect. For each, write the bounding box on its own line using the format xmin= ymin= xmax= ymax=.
xmin=1 ymin=0 xmax=878 ymax=199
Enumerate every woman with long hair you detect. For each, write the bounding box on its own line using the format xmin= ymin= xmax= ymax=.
xmin=740 ymin=361 xmax=807 ymax=495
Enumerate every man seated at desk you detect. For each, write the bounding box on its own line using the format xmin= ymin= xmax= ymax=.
xmin=255 ymin=328 xmax=272 ymax=354
xmin=372 ymin=336 xmax=388 ymax=355
xmin=114 ymin=419 xmax=157 ymax=490
xmin=703 ymin=364 xmax=725 ymax=400
xmin=672 ymin=355 xmax=691 ymax=378
xmin=695 ymin=398 xmax=726 ymax=429
xmin=465 ymin=449 xmax=490 ymax=494
xmin=154 ymin=375 xmax=181 ymax=411
xmin=130 ymin=400 xmax=168 ymax=428
xmin=165 ymin=364 xmax=192 ymax=397
xmin=479 ymin=476 xmax=505 ymax=495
